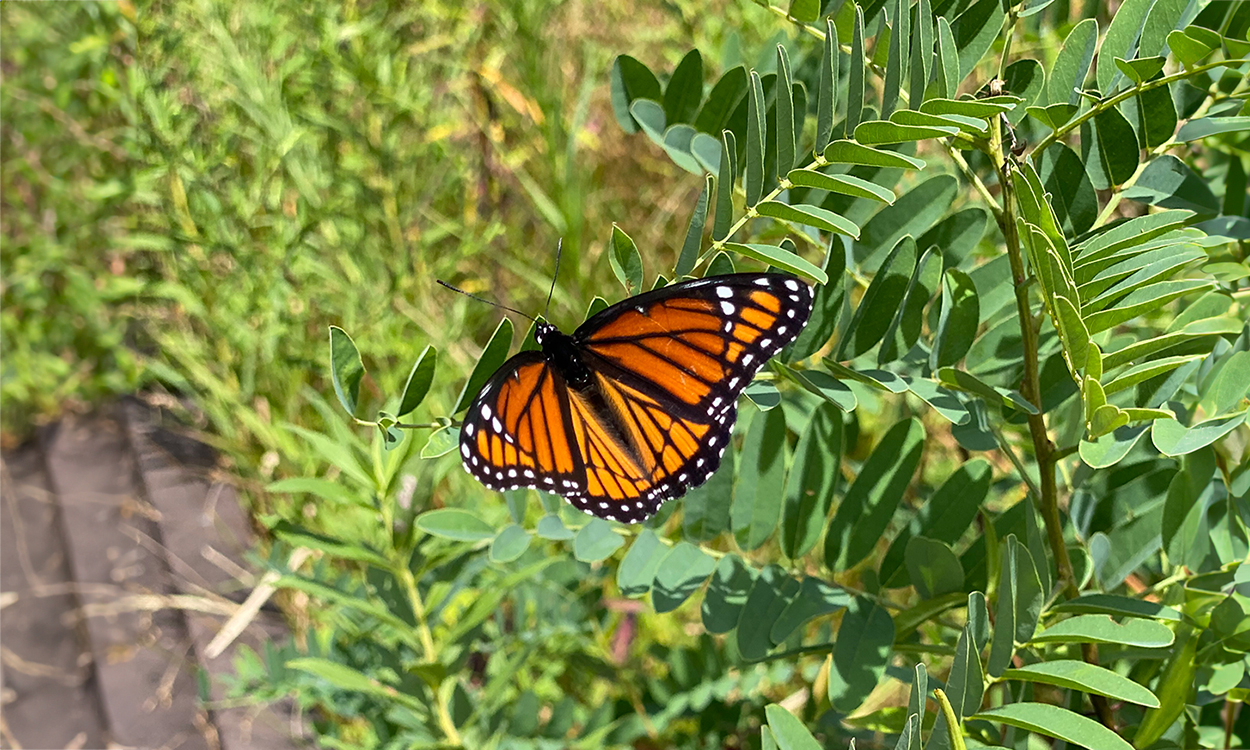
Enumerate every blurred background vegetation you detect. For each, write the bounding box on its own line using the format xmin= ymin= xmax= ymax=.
xmin=1 ymin=0 xmax=780 ymax=486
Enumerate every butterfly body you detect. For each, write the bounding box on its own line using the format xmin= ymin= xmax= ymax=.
xmin=459 ymin=273 xmax=813 ymax=523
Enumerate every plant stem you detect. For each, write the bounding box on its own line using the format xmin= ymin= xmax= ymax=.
xmin=400 ymin=566 xmax=463 ymax=746
xmin=1030 ymin=57 xmax=1248 ymax=155
xmin=991 ymin=110 xmax=1117 ymax=733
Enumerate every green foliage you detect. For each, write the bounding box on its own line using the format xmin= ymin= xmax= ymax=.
xmin=9 ymin=0 xmax=1250 ymax=748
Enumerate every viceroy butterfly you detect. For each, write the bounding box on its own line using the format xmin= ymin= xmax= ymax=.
xmin=457 ymin=273 xmax=813 ymax=523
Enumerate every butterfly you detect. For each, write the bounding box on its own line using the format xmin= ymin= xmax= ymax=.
xmin=457 ymin=273 xmax=814 ymax=523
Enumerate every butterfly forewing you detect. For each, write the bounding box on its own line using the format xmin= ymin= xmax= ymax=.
xmin=459 ymin=272 xmax=814 ymax=523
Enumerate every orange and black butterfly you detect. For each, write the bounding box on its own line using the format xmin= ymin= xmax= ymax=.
xmin=458 ymin=273 xmax=813 ymax=523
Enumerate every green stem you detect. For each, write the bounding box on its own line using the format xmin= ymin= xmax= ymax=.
xmin=1030 ymin=58 xmax=1249 ymax=155
xmin=400 ymin=566 xmax=463 ymax=746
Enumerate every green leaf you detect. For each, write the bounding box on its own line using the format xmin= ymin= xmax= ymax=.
xmin=1027 ymin=102 xmax=1080 ymax=131
xmin=937 ymin=367 xmax=1038 ymax=415
xmin=906 ymin=537 xmax=965 ymax=599
xmin=1083 ymin=279 xmax=1214 ymax=335
xmin=617 ymin=529 xmax=667 ymax=597
xmin=815 ymin=18 xmax=838 ymax=155
xmin=733 ymin=405 xmax=787 ymax=550
xmin=397 ymin=345 xmax=437 ymax=418
xmin=854 ymin=120 xmax=957 ymax=145
xmin=823 ymin=139 xmax=924 ymax=169
xmin=775 ymin=45 xmax=796 ymax=177
xmin=416 ymin=508 xmax=496 ymax=542
xmin=677 ymin=175 xmax=712 ymax=277
xmin=272 ymin=521 xmax=390 ymax=568
xmin=908 ymin=0 xmax=934 ymax=109
xmin=1084 ymin=106 xmax=1139 ymax=189
xmin=746 ymin=71 xmax=766 ymax=206
xmin=1135 ymin=85 xmax=1180 ymax=150
xmin=950 ymin=0 xmax=1005 ymax=85
xmin=1049 ymin=18 xmax=1097 ymax=105
xmin=1166 ymin=27 xmax=1222 ymax=67
xmin=765 ymin=704 xmax=822 ymax=750
xmin=421 ymin=424 xmax=459 ymax=459
xmin=663 ymin=49 xmax=703 ymax=126
xmin=652 ymin=542 xmax=715 ymax=613
xmin=770 ymin=576 xmax=851 ymax=644
xmin=573 ymin=517 xmax=625 ymax=562
xmin=287 ymin=658 xmax=412 ymax=704
xmin=934 ymin=16 xmax=958 ymax=99
xmin=754 ymin=201 xmax=860 ymax=239
xmin=1052 ymin=593 xmax=1182 ymax=621
xmin=841 ymin=235 xmax=917 ymax=359
xmin=715 ymin=130 xmax=737 ymax=241
xmin=609 ymin=225 xmax=644 ymax=294
xmin=702 ymin=553 xmax=756 ymax=633
xmin=611 ymin=55 xmax=662 ymax=133
xmin=1102 ymin=354 xmax=1204 ymax=395
xmin=453 ymin=317 xmax=514 ymax=414
xmin=267 ymin=477 xmax=361 ymax=507
xmin=786 ymin=169 xmax=895 ymax=204
xmin=903 ymin=376 xmax=972 ymax=424
xmin=882 ymin=459 xmax=992 ymax=587
xmin=846 ymin=6 xmax=865 ymax=136
xmin=1201 ymin=350 xmax=1250 ymax=416
xmin=947 ymin=625 xmax=984 ymax=721
xmin=987 ymin=535 xmax=1043 ymax=677
xmin=489 ymin=524 xmax=532 ymax=563
xmin=329 ymin=326 xmax=365 ymax=416
xmin=880 ymin=245 xmax=942 ymax=365
xmin=828 ymin=597 xmax=894 ymax=713
xmin=881 ymin=0 xmax=904 ymax=118
xmin=1151 ymin=413 xmax=1248 ymax=456
xmin=930 ymin=269 xmax=979 ymax=370
xmin=535 ymin=514 xmax=574 ymax=541
xmin=682 ymin=440 xmax=735 ymax=541
xmin=1122 ymin=155 xmax=1218 ymax=214
xmin=1038 ymin=143 xmax=1097 ymax=236
xmin=1097 ymin=0 xmax=1153 ymax=92
xmin=789 ymin=367 xmax=859 ymax=411
xmin=781 ymin=404 xmax=841 ymax=559
xmin=1134 ymin=626 xmax=1197 ymax=747
xmin=695 ymin=66 xmax=748 ymax=135
xmin=856 ymin=175 xmax=958 ymax=273
xmin=1031 ymin=614 xmax=1175 ymax=648
xmin=1162 ymin=447 xmax=1218 ymax=570
xmin=723 ymin=243 xmax=828 ymax=283
xmin=825 ymin=418 xmax=924 ymax=570
xmin=737 ymin=564 xmax=801 ymax=660
xmin=972 ymin=703 xmax=1133 ymax=750
xmin=920 ymin=97 xmax=1016 ymax=120
xmin=1000 ymin=59 xmax=1045 ymax=126
xmin=1113 ymin=55 xmax=1166 ymax=85
xmin=1004 ymin=661 xmax=1160 ymax=707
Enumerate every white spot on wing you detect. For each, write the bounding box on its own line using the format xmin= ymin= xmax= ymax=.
xmin=720 ymin=301 xmax=735 ymax=315
xmin=492 ymin=417 xmax=503 ymax=432
xmin=481 ymin=404 xmax=492 ymax=419
xmin=785 ymin=279 xmax=799 ymax=291
xmin=716 ymin=286 xmax=733 ymax=298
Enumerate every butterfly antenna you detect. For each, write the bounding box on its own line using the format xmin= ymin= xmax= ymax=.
xmin=543 ymin=238 xmax=562 ymax=319
xmin=436 ymin=280 xmax=537 ymax=323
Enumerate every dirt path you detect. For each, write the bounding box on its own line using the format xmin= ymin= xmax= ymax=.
xmin=1 ymin=401 xmax=304 ymax=749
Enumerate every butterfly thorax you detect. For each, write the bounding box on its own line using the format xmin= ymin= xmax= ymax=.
xmin=536 ymin=322 xmax=593 ymax=389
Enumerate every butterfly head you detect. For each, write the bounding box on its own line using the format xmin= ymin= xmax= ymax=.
xmin=534 ymin=321 xmax=558 ymax=346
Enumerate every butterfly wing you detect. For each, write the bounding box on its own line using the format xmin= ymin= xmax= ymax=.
xmin=459 ymin=351 xmax=585 ymax=496
xmin=459 ymin=273 xmax=814 ymax=524
xmin=564 ymin=272 xmax=814 ymax=520
xmin=575 ymin=273 xmax=814 ymax=421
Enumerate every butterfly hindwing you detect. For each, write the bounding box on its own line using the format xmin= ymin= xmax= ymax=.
xmin=459 ymin=272 xmax=814 ymax=523
xmin=459 ymin=352 xmax=584 ymax=495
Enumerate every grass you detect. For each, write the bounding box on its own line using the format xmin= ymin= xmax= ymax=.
xmin=2 ymin=0 xmax=778 ymax=505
